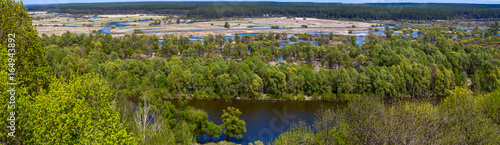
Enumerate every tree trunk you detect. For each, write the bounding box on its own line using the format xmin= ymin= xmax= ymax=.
xmin=209 ymin=135 xmax=213 ymax=142
xmin=225 ymin=135 xmax=230 ymax=141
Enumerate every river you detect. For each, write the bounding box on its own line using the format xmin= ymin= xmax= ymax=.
xmin=167 ymin=99 xmax=346 ymax=144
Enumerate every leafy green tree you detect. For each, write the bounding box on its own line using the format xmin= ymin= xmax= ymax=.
xmin=337 ymin=69 xmax=353 ymax=94
xmin=29 ymin=74 xmax=134 ymax=144
xmin=273 ymin=121 xmax=315 ymax=145
xmin=168 ymin=66 xmax=191 ymax=94
xmin=1 ymin=1 xmax=51 ymax=143
xmin=206 ymin=121 xmax=222 ymax=142
xmin=221 ymin=106 xmax=246 ymax=141
xmin=442 ymin=87 xmax=500 ymax=144
xmin=234 ymin=33 xmax=241 ymax=44
xmin=472 ymin=72 xmax=481 ymax=92
xmin=176 ymin=17 xmax=181 ymax=24
xmin=0 ymin=0 xmax=50 ymax=95
xmin=432 ymin=68 xmax=446 ymax=94
xmin=250 ymin=74 xmax=263 ymax=98
xmin=185 ymin=107 xmax=209 ymax=140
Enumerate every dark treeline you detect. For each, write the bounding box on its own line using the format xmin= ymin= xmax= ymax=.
xmin=27 ymin=2 xmax=500 ymax=20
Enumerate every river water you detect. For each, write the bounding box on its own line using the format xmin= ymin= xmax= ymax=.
xmin=164 ymin=95 xmax=446 ymax=144
xmin=167 ymin=99 xmax=346 ymax=144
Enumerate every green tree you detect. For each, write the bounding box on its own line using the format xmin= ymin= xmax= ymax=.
xmin=442 ymin=87 xmax=500 ymax=144
xmin=432 ymin=69 xmax=446 ymax=94
xmin=176 ymin=17 xmax=181 ymax=24
xmin=29 ymin=74 xmax=134 ymax=144
xmin=473 ymin=72 xmax=481 ymax=92
xmin=221 ymin=106 xmax=246 ymax=141
xmin=206 ymin=121 xmax=222 ymax=142
xmin=1 ymin=1 xmax=51 ymax=143
xmin=337 ymin=69 xmax=353 ymax=94
xmin=168 ymin=66 xmax=191 ymax=94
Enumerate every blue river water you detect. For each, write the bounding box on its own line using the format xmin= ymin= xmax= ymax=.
xmin=166 ymin=99 xmax=345 ymax=144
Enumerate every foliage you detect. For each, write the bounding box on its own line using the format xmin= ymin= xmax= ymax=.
xmin=274 ymin=87 xmax=500 ymax=144
xmin=28 ymin=74 xmax=135 ymax=144
xmin=206 ymin=121 xmax=222 ymax=142
xmin=221 ymin=106 xmax=247 ymax=141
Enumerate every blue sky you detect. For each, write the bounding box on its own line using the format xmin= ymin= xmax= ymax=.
xmin=20 ymin=0 xmax=500 ymax=5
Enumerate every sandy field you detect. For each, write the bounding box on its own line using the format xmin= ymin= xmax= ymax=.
xmin=36 ymin=26 xmax=101 ymax=36
xmin=28 ymin=11 xmax=47 ymax=15
xmin=115 ymin=17 xmax=375 ymax=31
xmin=33 ymin=14 xmax=380 ymax=37
xmin=32 ymin=14 xmax=164 ymax=27
xmin=115 ymin=27 xmax=373 ymax=38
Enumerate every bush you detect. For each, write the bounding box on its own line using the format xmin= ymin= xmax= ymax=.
xmin=239 ymin=93 xmax=250 ymax=99
xmin=301 ymin=25 xmax=308 ymax=28
xmin=321 ymin=92 xmax=336 ymax=101
xmin=221 ymin=94 xmax=232 ymax=99
xmin=348 ymin=30 xmax=353 ymax=34
xmin=193 ymin=91 xmax=203 ymax=99
xmin=282 ymin=93 xmax=294 ymax=100
xmin=271 ymin=26 xmax=280 ymax=29
xmin=133 ymin=29 xmax=144 ymax=34
xmin=297 ymin=93 xmax=306 ymax=101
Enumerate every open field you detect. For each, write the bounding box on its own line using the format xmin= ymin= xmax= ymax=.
xmin=33 ymin=13 xmax=379 ymax=37
xmin=33 ymin=13 xmax=164 ymax=26
xmin=36 ymin=26 xmax=101 ymax=36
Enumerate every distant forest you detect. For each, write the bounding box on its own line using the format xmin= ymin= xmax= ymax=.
xmin=27 ymin=2 xmax=500 ymax=20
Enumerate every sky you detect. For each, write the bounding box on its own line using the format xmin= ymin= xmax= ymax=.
xmin=20 ymin=0 xmax=500 ymax=5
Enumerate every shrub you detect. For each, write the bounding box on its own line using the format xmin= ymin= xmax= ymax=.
xmin=133 ymin=29 xmax=144 ymax=34
xmin=321 ymin=93 xmax=336 ymax=101
xmin=297 ymin=93 xmax=306 ymax=101
xmin=282 ymin=93 xmax=294 ymax=100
